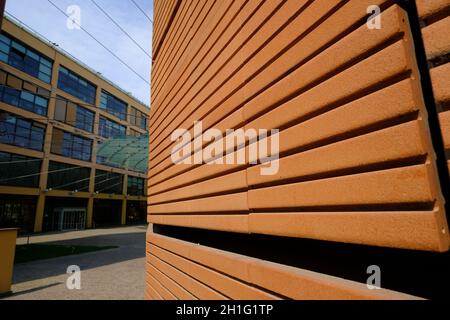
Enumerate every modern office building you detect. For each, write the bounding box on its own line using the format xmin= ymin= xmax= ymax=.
xmin=0 ymin=16 xmax=149 ymax=234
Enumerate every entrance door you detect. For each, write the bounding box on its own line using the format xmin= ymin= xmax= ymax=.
xmin=56 ymin=208 xmax=86 ymax=231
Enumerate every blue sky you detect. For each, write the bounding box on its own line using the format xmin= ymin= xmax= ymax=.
xmin=5 ymin=0 xmax=153 ymax=106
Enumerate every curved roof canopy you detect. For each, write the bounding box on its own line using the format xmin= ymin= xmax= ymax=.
xmin=96 ymin=134 xmax=149 ymax=173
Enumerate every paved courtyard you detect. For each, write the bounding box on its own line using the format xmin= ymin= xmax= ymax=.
xmin=3 ymin=225 xmax=147 ymax=300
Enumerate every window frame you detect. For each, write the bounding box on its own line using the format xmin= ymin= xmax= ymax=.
xmin=57 ymin=66 xmax=97 ymax=105
xmin=0 ymin=32 xmax=53 ymax=83
xmin=0 ymin=151 xmax=41 ymax=188
xmin=100 ymin=90 xmax=128 ymax=121
xmin=99 ymin=116 xmax=126 ymax=138
xmin=51 ymin=129 xmax=93 ymax=162
xmin=0 ymin=112 xmax=45 ymax=151
xmin=0 ymin=70 xmax=50 ymax=116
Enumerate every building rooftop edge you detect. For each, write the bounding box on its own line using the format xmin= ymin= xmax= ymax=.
xmin=4 ymin=14 xmax=150 ymax=109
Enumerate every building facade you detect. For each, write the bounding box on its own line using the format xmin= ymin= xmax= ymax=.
xmin=146 ymin=0 xmax=450 ymax=300
xmin=0 ymin=16 xmax=149 ymax=234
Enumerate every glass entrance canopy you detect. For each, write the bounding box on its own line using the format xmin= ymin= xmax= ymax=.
xmin=96 ymin=134 xmax=149 ymax=173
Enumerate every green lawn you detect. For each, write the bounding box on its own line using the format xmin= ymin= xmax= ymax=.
xmin=14 ymin=244 xmax=118 ymax=264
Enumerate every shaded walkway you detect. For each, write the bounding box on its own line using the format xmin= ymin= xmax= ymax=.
xmin=4 ymin=225 xmax=147 ymax=300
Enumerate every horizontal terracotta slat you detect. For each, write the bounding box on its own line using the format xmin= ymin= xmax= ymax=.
xmin=149 ymin=77 xmax=419 ymax=191
xmin=152 ymin=0 xmax=168 ymax=43
xmin=148 ymin=233 xmax=249 ymax=281
xmin=148 ymin=0 xmax=450 ymax=300
xmin=148 ymin=163 xmax=243 ymax=195
xmin=248 ymin=165 xmax=434 ymax=210
xmin=146 ymin=272 xmax=177 ymax=300
xmin=246 ymin=39 xmax=409 ymax=132
xmin=145 ymin=284 xmax=163 ymax=300
xmin=149 ymin=0 xmax=287 ymax=138
xmin=153 ymin=0 xmax=181 ymax=58
xmin=148 ymin=161 xmax=243 ymax=190
xmin=149 ymin=3 xmax=402 ymax=173
xmin=252 ymin=78 xmax=418 ymax=162
xmin=149 ymin=170 xmax=247 ymax=205
xmin=422 ymin=16 xmax=450 ymax=60
xmin=243 ymin=3 xmax=403 ymax=121
xmin=149 ymin=244 xmax=280 ymax=300
xmin=147 ymin=263 xmax=197 ymax=300
xmin=248 ymin=121 xmax=426 ymax=186
xmin=430 ymin=62 xmax=450 ymax=103
xmin=151 ymin=0 xmax=387 ymax=134
xmin=148 ymin=192 xmax=248 ymax=214
xmin=185 ymin=0 xmax=378 ymax=139
xmin=152 ymin=0 xmax=174 ymax=53
xmin=152 ymin=0 xmax=243 ymax=111
xmin=439 ymin=110 xmax=450 ymax=149
xmin=153 ymin=0 xmax=200 ymax=75
xmin=249 ymin=210 xmax=448 ymax=252
xmin=149 ymin=0 xmax=386 ymax=164
xmin=147 ymin=210 xmax=449 ymax=252
xmin=148 ymin=107 xmax=245 ymax=174
xmin=152 ymin=0 xmax=228 ymax=101
xmin=151 ymin=0 xmax=263 ymax=117
xmin=150 ymin=1 xmax=246 ymax=117
xmin=151 ymin=0 xmax=387 ymax=127
xmin=246 ymin=259 xmax=417 ymax=300
xmin=148 ymin=214 xmax=249 ymax=234
xmin=153 ymin=0 xmax=216 ymax=93
xmin=148 ymin=123 xmax=246 ymax=180
xmin=147 ymin=232 xmax=421 ymax=299
xmin=149 ymin=0 xmax=338 ymax=155
xmin=417 ymin=0 xmax=450 ymax=18
xmin=147 ymin=255 xmax=227 ymax=300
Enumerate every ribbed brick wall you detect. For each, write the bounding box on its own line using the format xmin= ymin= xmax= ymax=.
xmin=418 ymin=0 xmax=450 ymax=173
xmin=147 ymin=0 xmax=450 ymax=300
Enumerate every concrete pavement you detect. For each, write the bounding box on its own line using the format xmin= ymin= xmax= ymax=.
xmin=3 ymin=225 xmax=147 ymax=300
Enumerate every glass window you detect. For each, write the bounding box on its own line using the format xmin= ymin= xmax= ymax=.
xmin=0 ymin=71 xmax=49 ymax=115
xmin=51 ymin=130 xmax=92 ymax=161
xmin=54 ymin=96 xmax=94 ymax=133
xmin=75 ymin=106 xmax=94 ymax=133
xmin=130 ymin=107 xmax=148 ymax=131
xmin=0 ymin=42 xmax=9 ymax=55
xmin=0 ymin=34 xmax=11 ymax=45
xmin=100 ymin=90 xmax=127 ymax=120
xmin=141 ymin=115 xmax=147 ymax=131
xmin=95 ymin=170 xmax=123 ymax=194
xmin=0 ymin=32 xmax=53 ymax=83
xmin=0 ymin=151 xmax=41 ymax=188
xmin=57 ymin=66 xmax=96 ymax=104
xmin=127 ymin=176 xmax=145 ymax=196
xmin=99 ymin=116 xmax=126 ymax=138
xmin=0 ymin=112 xmax=45 ymax=151
xmin=130 ymin=107 xmax=137 ymax=126
xmin=11 ymin=42 xmax=26 ymax=53
xmin=47 ymin=161 xmax=90 ymax=191
xmin=0 ymin=195 xmax=37 ymax=233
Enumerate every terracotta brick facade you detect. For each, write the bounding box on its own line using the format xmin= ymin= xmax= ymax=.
xmin=147 ymin=0 xmax=450 ymax=300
